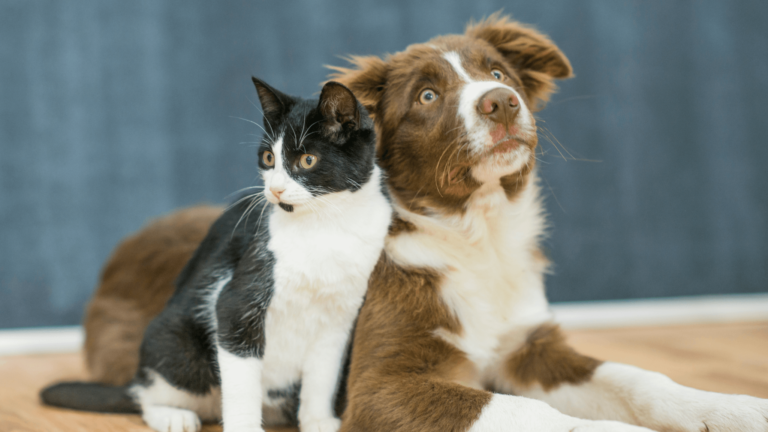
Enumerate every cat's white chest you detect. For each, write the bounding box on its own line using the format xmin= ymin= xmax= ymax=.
xmin=259 ymin=190 xmax=391 ymax=393
xmin=267 ymin=208 xmax=385 ymax=292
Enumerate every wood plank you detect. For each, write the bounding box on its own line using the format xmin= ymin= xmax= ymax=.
xmin=1 ymin=322 xmax=766 ymax=431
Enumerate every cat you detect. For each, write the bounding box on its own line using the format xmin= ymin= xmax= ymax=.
xmin=41 ymin=77 xmax=392 ymax=432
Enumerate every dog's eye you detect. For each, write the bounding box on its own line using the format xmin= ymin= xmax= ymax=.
xmin=418 ymin=89 xmax=438 ymax=105
xmin=491 ymin=69 xmax=504 ymax=80
xmin=262 ymin=150 xmax=275 ymax=167
xmin=299 ymin=154 xmax=317 ymax=169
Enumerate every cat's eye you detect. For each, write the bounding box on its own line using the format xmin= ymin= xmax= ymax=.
xmin=418 ymin=89 xmax=438 ymax=105
xmin=491 ymin=69 xmax=504 ymax=80
xmin=262 ymin=150 xmax=275 ymax=167
xmin=299 ymin=154 xmax=317 ymax=169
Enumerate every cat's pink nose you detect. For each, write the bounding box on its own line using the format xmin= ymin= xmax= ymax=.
xmin=270 ymin=187 xmax=284 ymax=199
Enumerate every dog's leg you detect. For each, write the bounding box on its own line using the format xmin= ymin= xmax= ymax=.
xmin=495 ymin=324 xmax=768 ymax=432
xmin=340 ymin=372 xmax=652 ymax=432
xmin=340 ymin=329 xmax=651 ymax=432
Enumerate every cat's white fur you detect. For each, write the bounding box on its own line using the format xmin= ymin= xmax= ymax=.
xmin=134 ymin=134 xmax=391 ymax=432
xmin=131 ymin=370 xmax=220 ymax=432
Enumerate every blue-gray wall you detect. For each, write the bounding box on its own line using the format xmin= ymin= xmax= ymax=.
xmin=1 ymin=1 xmax=767 ymax=329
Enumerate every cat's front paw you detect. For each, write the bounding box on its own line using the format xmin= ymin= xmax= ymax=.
xmin=142 ymin=406 xmax=202 ymax=432
xmin=300 ymin=417 xmax=342 ymax=432
xmin=650 ymin=389 xmax=768 ymax=432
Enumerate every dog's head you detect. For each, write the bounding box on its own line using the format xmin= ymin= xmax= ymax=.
xmin=330 ymin=14 xmax=572 ymax=214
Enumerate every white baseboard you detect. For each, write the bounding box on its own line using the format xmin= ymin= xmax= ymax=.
xmin=0 ymin=294 xmax=766 ymax=356
xmin=551 ymin=293 xmax=768 ymax=329
xmin=0 ymin=325 xmax=83 ymax=357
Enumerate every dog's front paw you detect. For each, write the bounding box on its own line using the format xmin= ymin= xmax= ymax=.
xmin=300 ymin=417 xmax=341 ymax=432
xmin=650 ymin=389 xmax=768 ymax=432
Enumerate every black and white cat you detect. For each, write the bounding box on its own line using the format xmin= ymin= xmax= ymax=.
xmin=41 ymin=78 xmax=392 ymax=432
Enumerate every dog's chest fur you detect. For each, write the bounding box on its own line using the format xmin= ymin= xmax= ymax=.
xmin=388 ymin=177 xmax=552 ymax=385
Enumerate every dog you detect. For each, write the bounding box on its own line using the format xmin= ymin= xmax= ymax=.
xmin=325 ymin=13 xmax=768 ymax=432
xmin=81 ymin=13 xmax=768 ymax=432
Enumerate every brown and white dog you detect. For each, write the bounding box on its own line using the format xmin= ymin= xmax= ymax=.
xmin=82 ymin=14 xmax=768 ymax=432
xmin=325 ymin=14 xmax=768 ymax=432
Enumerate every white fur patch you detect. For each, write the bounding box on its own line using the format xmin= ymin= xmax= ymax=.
xmin=517 ymin=362 xmax=768 ymax=431
xmin=142 ymin=406 xmax=202 ymax=432
xmin=217 ymin=346 xmax=264 ymax=431
xmin=131 ymin=369 xmax=221 ymax=427
xmin=468 ymin=394 xmax=653 ymax=432
xmin=443 ymin=51 xmax=474 ymax=83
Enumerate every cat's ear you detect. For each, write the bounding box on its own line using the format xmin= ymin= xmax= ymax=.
xmin=318 ymin=81 xmax=364 ymax=143
xmin=252 ymin=77 xmax=292 ymax=127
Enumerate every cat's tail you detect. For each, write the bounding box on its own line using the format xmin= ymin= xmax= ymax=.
xmin=40 ymin=381 xmax=140 ymax=414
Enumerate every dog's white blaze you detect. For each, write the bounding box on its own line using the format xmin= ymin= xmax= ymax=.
xmin=442 ymin=50 xmax=535 ymax=174
xmin=443 ymin=51 xmax=474 ymax=83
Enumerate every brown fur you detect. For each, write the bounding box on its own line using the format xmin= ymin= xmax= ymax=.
xmin=505 ymin=324 xmax=602 ymax=391
xmin=387 ymin=216 xmax=417 ymax=236
xmin=84 ymin=205 xmax=222 ymax=385
xmin=341 ymin=255 xmax=491 ymax=432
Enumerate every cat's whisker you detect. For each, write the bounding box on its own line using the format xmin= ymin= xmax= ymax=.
xmin=297 ymin=120 xmax=322 ymax=152
xmin=225 ymin=186 xmax=266 ymax=200
xmin=311 ymin=196 xmax=343 ymax=217
xmin=247 ymin=102 xmax=278 ymax=140
xmin=244 ymin=196 xmax=267 ymax=232
xmin=254 ymin=199 xmax=271 ymax=233
xmin=232 ymin=195 xmax=263 ymax=238
xmin=230 ymin=116 xmax=276 ymax=143
xmin=289 ymin=123 xmax=299 ymax=149
xmin=225 ymin=192 xmax=262 ymax=212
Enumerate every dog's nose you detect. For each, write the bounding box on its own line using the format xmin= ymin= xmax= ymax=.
xmin=476 ymin=88 xmax=520 ymax=126
xmin=270 ymin=187 xmax=284 ymax=199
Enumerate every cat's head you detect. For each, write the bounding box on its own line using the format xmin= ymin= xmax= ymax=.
xmin=252 ymin=77 xmax=376 ymax=213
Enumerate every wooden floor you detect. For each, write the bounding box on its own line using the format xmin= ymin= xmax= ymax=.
xmin=1 ymin=322 xmax=766 ymax=432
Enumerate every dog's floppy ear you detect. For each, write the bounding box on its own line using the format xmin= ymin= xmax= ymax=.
xmin=327 ymin=55 xmax=389 ymax=118
xmin=466 ymin=13 xmax=573 ymax=110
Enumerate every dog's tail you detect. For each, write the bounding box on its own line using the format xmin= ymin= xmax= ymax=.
xmin=40 ymin=381 xmax=140 ymax=414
